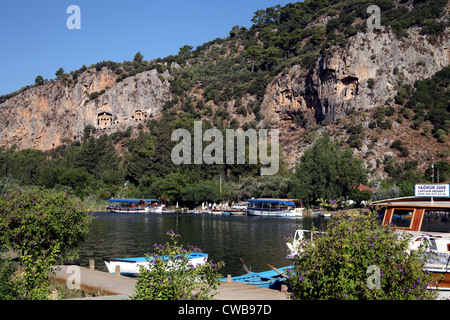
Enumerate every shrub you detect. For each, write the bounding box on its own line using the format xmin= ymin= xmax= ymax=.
xmin=391 ymin=139 xmax=409 ymax=157
xmin=132 ymin=230 xmax=224 ymax=300
xmin=434 ymin=129 xmax=447 ymax=143
xmin=0 ymin=187 xmax=92 ymax=299
xmin=347 ymin=134 xmax=363 ymax=150
xmin=287 ymin=212 xmax=437 ymax=300
xmin=0 ymin=257 xmax=21 ymax=299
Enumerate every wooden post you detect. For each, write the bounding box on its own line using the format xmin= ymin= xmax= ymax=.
xmin=115 ymin=265 xmax=121 ymax=276
xmin=281 ymin=284 xmax=288 ymax=293
xmin=89 ymin=259 xmax=95 ymax=270
xmin=227 ymin=274 xmax=232 ymax=283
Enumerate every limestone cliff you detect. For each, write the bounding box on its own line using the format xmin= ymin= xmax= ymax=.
xmin=261 ymin=27 xmax=449 ymax=173
xmin=0 ymin=1 xmax=448 ymax=183
xmin=0 ymin=68 xmax=171 ymax=151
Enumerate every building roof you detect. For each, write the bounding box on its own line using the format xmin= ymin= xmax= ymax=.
xmin=355 ymin=184 xmax=378 ymax=193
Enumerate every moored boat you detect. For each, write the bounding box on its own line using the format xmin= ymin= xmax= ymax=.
xmin=370 ymin=192 xmax=450 ymax=290
xmin=230 ymin=209 xmax=247 ymax=216
xmin=106 ymin=198 xmax=163 ymax=214
xmin=319 ymin=212 xmax=331 ymax=218
xmin=103 ymin=252 xmax=209 ymax=276
xmin=220 ymin=265 xmax=292 ymax=290
xmin=286 ymin=187 xmax=450 ymax=296
xmin=247 ymin=198 xmax=303 ymax=217
xmin=210 ymin=209 xmax=247 ymax=215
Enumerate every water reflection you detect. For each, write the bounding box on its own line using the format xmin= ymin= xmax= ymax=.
xmin=79 ymin=213 xmax=328 ymax=276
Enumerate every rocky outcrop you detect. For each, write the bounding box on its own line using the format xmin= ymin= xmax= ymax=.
xmin=261 ymin=26 xmax=449 ymax=168
xmin=0 ymin=15 xmax=448 ymax=183
xmin=263 ymin=27 xmax=449 ymax=125
xmin=0 ymin=68 xmax=171 ymax=151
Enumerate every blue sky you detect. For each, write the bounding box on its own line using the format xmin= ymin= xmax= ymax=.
xmin=0 ymin=0 xmax=295 ymax=96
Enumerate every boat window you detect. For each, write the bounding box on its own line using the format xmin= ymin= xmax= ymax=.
xmin=247 ymin=202 xmax=254 ymax=208
xmin=391 ymin=209 xmax=414 ymax=229
xmin=421 ymin=209 xmax=450 ymax=233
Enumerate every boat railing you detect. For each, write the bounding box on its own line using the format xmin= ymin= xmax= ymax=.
xmin=286 ymin=229 xmax=325 ymax=259
xmin=292 ymin=229 xmax=324 ymax=243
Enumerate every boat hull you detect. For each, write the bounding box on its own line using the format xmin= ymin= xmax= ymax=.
xmin=230 ymin=210 xmax=247 ymax=216
xmin=247 ymin=208 xmax=300 ymax=217
xmin=106 ymin=206 xmax=163 ymax=214
xmin=103 ymin=253 xmax=209 ymax=276
xmin=221 ymin=266 xmax=292 ymax=290
xmin=211 ymin=209 xmax=247 ymax=215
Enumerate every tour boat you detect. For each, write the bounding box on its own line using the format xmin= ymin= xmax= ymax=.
xmin=371 ymin=194 xmax=450 ymax=291
xmin=246 ymin=198 xmax=303 ymax=217
xmin=285 ymin=187 xmax=450 ymax=297
xmin=106 ymin=198 xmax=163 ymax=214
xmin=103 ymin=253 xmax=209 ymax=276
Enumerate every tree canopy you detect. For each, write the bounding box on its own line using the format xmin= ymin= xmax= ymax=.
xmin=290 ymin=133 xmax=368 ymax=205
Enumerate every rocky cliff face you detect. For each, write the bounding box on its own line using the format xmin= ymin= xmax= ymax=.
xmin=0 ymin=16 xmax=448 ymax=182
xmin=261 ymin=26 xmax=449 ymax=171
xmin=0 ymin=68 xmax=171 ymax=151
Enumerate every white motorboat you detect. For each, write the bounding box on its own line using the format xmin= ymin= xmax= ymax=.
xmin=103 ymin=253 xmax=209 ymax=276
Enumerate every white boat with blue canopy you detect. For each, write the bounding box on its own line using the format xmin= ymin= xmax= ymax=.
xmin=103 ymin=253 xmax=209 ymax=276
xmin=106 ymin=198 xmax=163 ymax=214
xmin=247 ymin=198 xmax=303 ymax=217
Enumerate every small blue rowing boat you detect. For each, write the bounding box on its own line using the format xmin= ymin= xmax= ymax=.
xmin=220 ymin=265 xmax=292 ymax=290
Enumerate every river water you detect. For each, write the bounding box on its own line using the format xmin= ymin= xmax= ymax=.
xmin=78 ymin=212 xmax=329 ymax=277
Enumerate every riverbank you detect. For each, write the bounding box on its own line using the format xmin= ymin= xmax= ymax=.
xmin=52 ymin=265 xmax=289 ymax=300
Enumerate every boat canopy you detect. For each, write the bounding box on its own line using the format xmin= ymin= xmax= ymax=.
xmin=247 ymin=199 xmax=296 ymax=206
xmin=108 ymin=198 xmax=159 ymax=203
xmin=370 ymin=196 xmax=450 ymax=209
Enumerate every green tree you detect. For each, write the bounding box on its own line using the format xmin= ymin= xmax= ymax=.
xmin=38 ymin=165 xmax=66 ymax=189
xmin=0 ymin=187 xmax=92 ymax=299
xmin=290 ymin=133 xmax=367 ymax=205
xmin=9 ymin=149 xmax=47 ymax=186
xmin=133 ymin=52 xmax=144 ymax=63
xmin=59 ymin=168 xmax=94 ymax=197
xmin=55 ymin=67 xmax=65 ymax=80
xmin=74 ymin=134 xmax=121 ymax=178
xmin=159 ymin=171 xmax=188 ymax=203
xmin=181 ymin=182 xmax=221 ymax=205
xmin=278 ymin=29 xmax=303 ymax=58
xmin=34 ymin=75 xmax=44 ymax=86
xmin=178 ymin=45 xmax=193 ymax=56
xmin=123 ymin=131 xmax=158 ymax=184
xmin=245 ymin=45 xmax=264 ymax=72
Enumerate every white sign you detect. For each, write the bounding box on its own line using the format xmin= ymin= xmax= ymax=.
xmin=415 ymin=184 xmax=450 ymax=197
